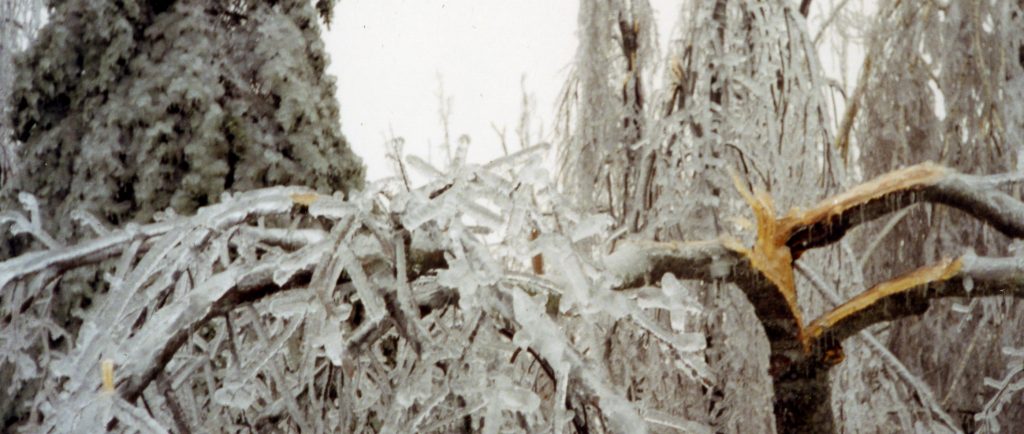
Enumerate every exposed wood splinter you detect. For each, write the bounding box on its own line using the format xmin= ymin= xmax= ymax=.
xmin=805 ymin=257 xmax=962 ymax=346
xmin=781 ymin=162 xmax=946 ymax=254
xmin=728 ymin=168 xmax=804 ymax=342
xmin=290 ymin=192 xmax=321 ymax=206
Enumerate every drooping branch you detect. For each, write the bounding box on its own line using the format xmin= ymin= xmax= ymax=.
xmin=117 ymin=243 xmax=450 ymax=402
xmin=0 ymin=187 xmax=318 ymax=291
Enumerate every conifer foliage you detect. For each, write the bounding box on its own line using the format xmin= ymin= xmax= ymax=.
xmin=5 ymin=0 xmax=363 ymax=246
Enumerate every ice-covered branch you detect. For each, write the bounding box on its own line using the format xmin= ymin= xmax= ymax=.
xmin=117 ymin=239 xmax=451 ymax=402
xmin=495 ymin=285 xmax=649 ymax=433
xmin=806 ymin=254 xmax=1024 ymax=355
xmin=783 ymin=163 xmax=1024 ymax=254
xmin=0 ymin=187 xmax=316 ymax=292
xmin=607 ymin=240 xmax=804 ymax=356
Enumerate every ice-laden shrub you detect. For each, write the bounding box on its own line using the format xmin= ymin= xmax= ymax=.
xmin=0 ymin=145 xmax=716 ymax=433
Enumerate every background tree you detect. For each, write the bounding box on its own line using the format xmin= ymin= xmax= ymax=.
xmin=3 ymin=0 xmax=363 ymax=252
xmin=847 ymin=1 xmax=1024 ymax=430
xmin=0 ymin=0 xmax=363 ymax=426
xmin=558 ymin=0 xmax=839 ymax=430
xmin=0 ymin=0 xmax=44 ymax=193
xmin=2 ymin=0 xmax=1024 ymax=433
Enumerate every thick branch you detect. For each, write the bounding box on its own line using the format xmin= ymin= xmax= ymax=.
xmin=784 ymin=164 xmax=1024 ymax=254
xmin=806 ymin=255 xmax=1024 ymax=355
xmin=608 ymin=240 xmax=734 ymax=289
xmin=607 ymin=240 xmax=804 ymax=356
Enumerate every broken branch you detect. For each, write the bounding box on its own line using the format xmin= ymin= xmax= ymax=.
xmin=806 ymin=254 xmax=1024 ymax=355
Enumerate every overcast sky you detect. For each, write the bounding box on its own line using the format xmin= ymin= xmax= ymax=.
xmin=325 ymin=1 xmax=684 ymax=181
xmin=324 ymin=1 xmax=573 ymax=181
xmin=324 ymin=1 xmax=873 ymax=181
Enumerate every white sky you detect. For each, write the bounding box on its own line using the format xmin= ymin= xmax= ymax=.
xmin=325 ymin=1 xmax=680 ymax=181
xmin=325 ymin=1 xmax=575 ymax=181
xmin=324 ymin=1 xmax=874 ymax=182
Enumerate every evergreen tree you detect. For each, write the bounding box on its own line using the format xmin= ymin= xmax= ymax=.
xmin=1 ymin=0 xmax=362 ymax=426
xmin=5 ymin=0 xmax=363 ymax=251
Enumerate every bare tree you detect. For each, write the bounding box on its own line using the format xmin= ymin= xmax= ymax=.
xmin=848 ymin=1 xmax=1024 ymax=430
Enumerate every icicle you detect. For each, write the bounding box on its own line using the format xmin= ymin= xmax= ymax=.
xmin=338 ymin=246 xmax=386 ymax=320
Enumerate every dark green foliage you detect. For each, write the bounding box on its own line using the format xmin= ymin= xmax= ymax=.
xmin=5 ymin=0 xmax=364 ymax=247
xmin=0 ymin=0 xmax=363 ymax=426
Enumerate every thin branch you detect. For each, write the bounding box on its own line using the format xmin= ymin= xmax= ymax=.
xmin=832 ymin=55 xmax=871 ymax=162
xmin=387 ymin=229 xmax=432 ymax=354
xmin=800 ymin=0 xmax=813 ymax=17
xmin=156 ymin=371 xmax=192 ymax=434
xmin=856 ymin=208 xmax=911 ymax=271
xmin=812 ymin=0 xmax=854 ymax=44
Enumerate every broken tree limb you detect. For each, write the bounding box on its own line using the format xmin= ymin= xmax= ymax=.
xmin=795 ymin=262 xmax=961 ymax=431
xmin=606 ymin=163 xmax=1024 ymax=433
xmin=783 ymin=163 xmax=1024 ymax=254
xmin=777 ymin=254 xmax=1024 ymax=433
xmin=644 ymin=163 xmax=1024 ymax=357
xmin=806 ymin=254 xmax=1024 ymax=356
